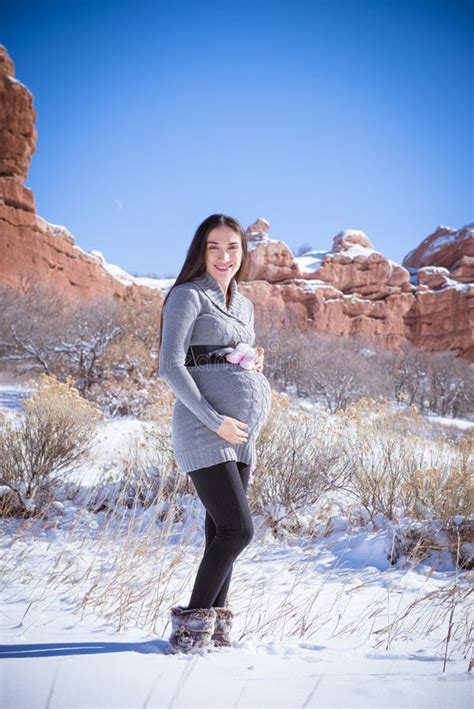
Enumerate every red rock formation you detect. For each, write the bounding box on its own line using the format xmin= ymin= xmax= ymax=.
xmin=240 ymin=225 xmax=416 ymax=352
xmin=403 ymin=223 xmax=474 ymax=272
xmin=403 ymin=284 xmax=473 ymax=360
xmin=0 ymin=46 xmax=36 ymax=214
xmin=241 ymin=221 xmax=473 ymax=361
xmin=401 ymin=224 xmax=474 ymax=360
xmin=243 ymin=217 xmax=301 ymax=281
xmin=0 ymin=45 xmax=161 ymax=305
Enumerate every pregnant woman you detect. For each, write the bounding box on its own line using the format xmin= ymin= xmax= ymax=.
xmin=158 ymin=213 xmax=272 ymax=654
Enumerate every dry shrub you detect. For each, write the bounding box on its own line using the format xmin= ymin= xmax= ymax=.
xmin=0 ymin=373 xmax=104 ymax=517
xmin=337 ymin=398 xmax=473 ymax=521
xmin=337 ymin=397 xmax=428 ymax=520
xmin=401 ymin=435 xmax=473 ymax=520
xmin=336 ymin=397 xmax=473 ymax=568
xmin=250 ymin=390 xmax=349 ymax=534
xmin=89 ymin=370 xmax=167 ymax=418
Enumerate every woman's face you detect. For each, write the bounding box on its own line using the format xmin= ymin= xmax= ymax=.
xmin=204 ymin=225 xmax=243 ymax=285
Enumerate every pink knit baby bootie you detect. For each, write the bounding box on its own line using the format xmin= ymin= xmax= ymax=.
xmin=225 ymin=343 xmax=257 ymax=370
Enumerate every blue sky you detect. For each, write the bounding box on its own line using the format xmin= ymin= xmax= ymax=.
xmin=3 ymin=0 xmax=473 ymax=277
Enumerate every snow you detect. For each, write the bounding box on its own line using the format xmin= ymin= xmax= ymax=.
xmin=423 ymin=413 xmax=474 ymax=432
xmin=332 ymin=243 xmax=376 ymax=259
xmin=152 ymin=277 xmax=177 ymax=293
xmin=89 ymin=250 xmax=166 ymax=290
xmin=0 ymin=384 xmax=472 ymax=708
xmin=301 ymin=279 xmax=332 ymax=292
xmin=419 ymin=266 xmax=450 ymax=275
xmin=294 ymin=249 xmax=329 ymax=273
xmin=6 ymin=75 xmax=29 ymax=90
xmin=246 ymin=233 xmax=279 ymax=252
xmin=0 ymin=383 xmax=30 ymax=411
xmin=293 ymin=239 xmax=410 ymax=277
xmin=37 ymin=218 xmax=76 ymax=242
xmin=420 ymin=278 xmax=472 ymax=294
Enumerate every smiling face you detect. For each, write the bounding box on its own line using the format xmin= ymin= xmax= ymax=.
xmin=204 ymin=225 xmax=243 ymax=287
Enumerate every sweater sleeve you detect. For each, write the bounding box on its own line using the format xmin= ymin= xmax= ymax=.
xmin=158 ymin=285 xmax=226 ymax=432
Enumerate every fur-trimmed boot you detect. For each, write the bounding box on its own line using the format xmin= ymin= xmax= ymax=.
xmin=211 ymin=606 xmax=234 ymax=647
xmin=167 ymin=605 xmax=217 ymax=654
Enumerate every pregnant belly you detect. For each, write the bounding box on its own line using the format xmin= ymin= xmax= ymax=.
xmin=190 ymin=366 xmax=272 ymax=434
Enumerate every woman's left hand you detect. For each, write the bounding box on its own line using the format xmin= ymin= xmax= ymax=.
xmin=254 ymin=346 xmax=264 ymax=373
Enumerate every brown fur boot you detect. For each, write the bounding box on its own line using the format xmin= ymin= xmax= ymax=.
xmin=167 ymin=605 xmax=217 ymax=655
xmin=211 ymin=606 xmax=234 ymax=647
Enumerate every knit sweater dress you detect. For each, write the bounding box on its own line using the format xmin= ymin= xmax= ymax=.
xmin=158 ymin=271 xmax=272 ymax=474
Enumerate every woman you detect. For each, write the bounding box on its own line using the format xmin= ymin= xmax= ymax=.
xmin=158 ymin=214 xmax=272 ymax=654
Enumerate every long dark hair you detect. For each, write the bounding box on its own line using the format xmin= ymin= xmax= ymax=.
xmin=158 ymin=214 xmax=248 ymax=344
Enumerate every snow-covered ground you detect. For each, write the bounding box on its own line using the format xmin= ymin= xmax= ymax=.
xmin=0 ymin=384 xmax=472 ymax=708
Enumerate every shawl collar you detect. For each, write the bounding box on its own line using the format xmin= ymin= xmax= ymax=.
xmin=191 ymin=271 xmax=248 ymax=323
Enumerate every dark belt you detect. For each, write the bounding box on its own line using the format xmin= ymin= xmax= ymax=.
xmin=184 ymin=345 xmax=234 ymax=367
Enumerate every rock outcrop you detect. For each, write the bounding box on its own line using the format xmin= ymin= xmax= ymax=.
xmin=401 ymin=224 xmax=474 ymax=359
xmin=403 ymin=223 xmax=474 ymax=278
xmin=0 ymin=45 xmax=36 ymax=214
xmin=240 ymin=219 xmax=473 ymax=361
xmin=240 ymin=222 xmax=416 ymax=352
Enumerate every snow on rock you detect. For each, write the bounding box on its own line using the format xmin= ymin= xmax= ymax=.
xmin=294 ymin=249 xmax=329 ymax=273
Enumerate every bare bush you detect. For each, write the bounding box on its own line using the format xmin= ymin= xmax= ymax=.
xmin=393 ymin=342 xmax=473 ymax=418
xmin=255 ymin=320 xmax=473 ymax=420
xmin=0 ymin=282 xmax=165 ymax=416
xmin=53 ymin=297 xmax=124 ymax=392
xmin=392 ymin=341 xmax=430 ymax=406
xmin=0 ymin=283 xmax=124 ymax=387
xmin=0 ymin=281 xmax=70 ymax=373
xmin=256 ymin=327 xmax=392 ymax=413
xmin=426 ymin=351 xmax=473 ymax=418
xmin=251 ymin=390 xmax=350 ymax=534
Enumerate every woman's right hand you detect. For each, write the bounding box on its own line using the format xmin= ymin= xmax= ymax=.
xmin=216 ymin=416 xmax=249 ymax=444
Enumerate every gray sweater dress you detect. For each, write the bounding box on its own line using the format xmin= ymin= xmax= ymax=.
xmin=158 ymin=271 xmax=272 ymax=473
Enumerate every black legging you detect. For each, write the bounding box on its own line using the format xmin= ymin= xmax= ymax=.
xmin=187 ymin=460 xmax=253 ymax=609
